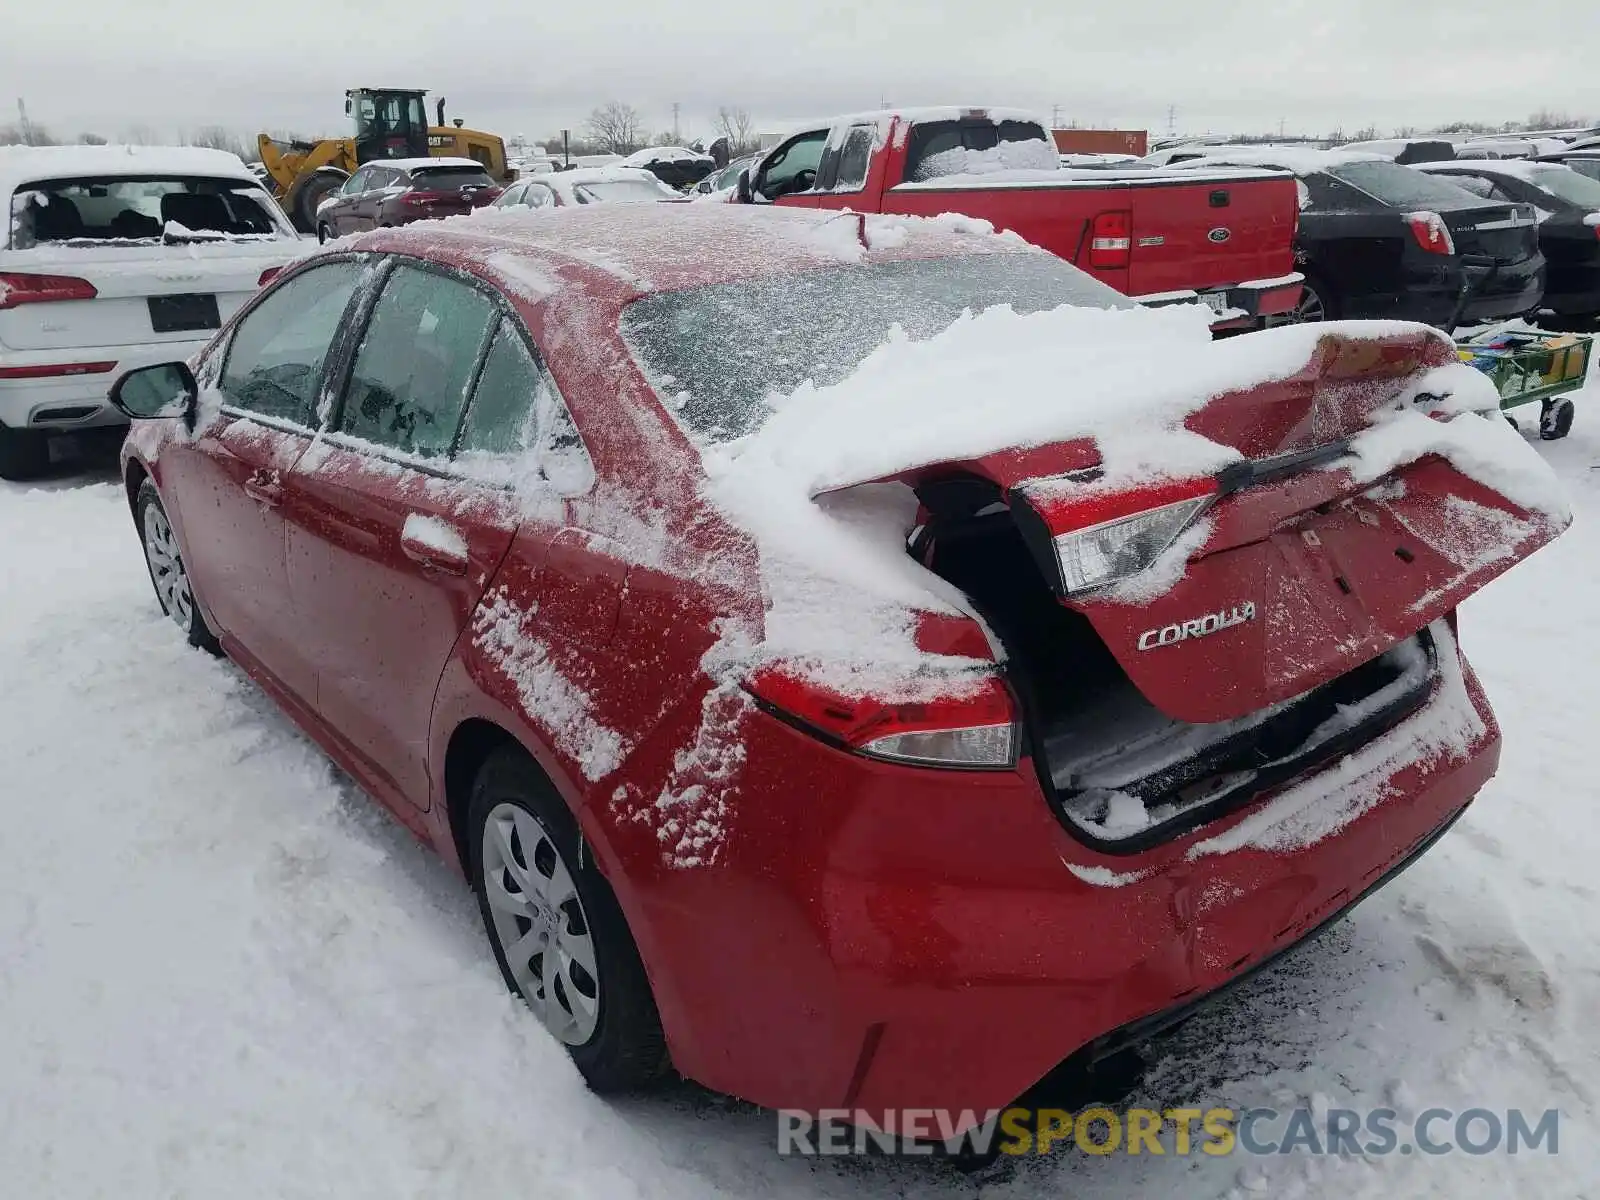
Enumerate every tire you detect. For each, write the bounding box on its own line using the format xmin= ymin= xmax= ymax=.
xmin=317 ymin=223 xmax=335 ymax=244
xmin=468 ymin=747 xmax=668 ymax=1092
xmin=135 ymin=479 xmax=222 ymax=655
xmin=0 ymin=424 xmax=50 ymax=481
xmin=1540 ymin=397 xmax=1576 ymax=441
xmin=292 ymin=168 xmax=348 ymax=234
xmin=1290 ymin=274 xmax=1336 ymax=323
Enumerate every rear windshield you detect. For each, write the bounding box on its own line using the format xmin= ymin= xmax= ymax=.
xmin=905 ymin=119 xmax=1054 ymax=182
xmin=574 ymin=179 xmax=672 ymax=204
xmin=1523 ymin=165 xmax=1600 ymax=206
xmin=621 ymin=253 xmax=1132 ymax=445
xmin=1325 ymin=160 xmax=1490 ymax=210
xmin=8 ymin=175 xmax=287 ymax=247
xmin=409 ymin=166 xmax=496 ymax=189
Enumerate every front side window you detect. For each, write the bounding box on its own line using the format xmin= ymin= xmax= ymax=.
xmin=338 ymin=265 xmax=496 ymax=457
xmin=220 ymin=261 xmax=363 ymax=425
xmin=758 ymin=131 xmax=827 ymax=200
xmin=342 ymin=169 xmax=371 ymax=195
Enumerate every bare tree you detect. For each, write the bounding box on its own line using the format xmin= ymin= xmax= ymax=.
xmin=0 ymin=123 xmax=56 ymax=146
xmin=713 ymin=106 xmax=757 ymax=153
xmin=188 ymin=125 xmax=251 ymax=160
xmin=586 ymin=102 xmax=645 ymax=154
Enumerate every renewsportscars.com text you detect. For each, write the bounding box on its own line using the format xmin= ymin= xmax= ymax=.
xmin=777 ymin=1106 xmax=1561 ymax=1158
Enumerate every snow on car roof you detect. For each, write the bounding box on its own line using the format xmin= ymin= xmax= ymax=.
xmin=1171 ymin=147 xmax=1384 ymax=175
xmin=524 ymin=166 xmax=677 ymax=204
xmin=371 ymin=204 xmax=1035 ymax=301
xmin=1421 ymin=159 xmax=1578 ymax=184
xmin=381 ymin=157 xmax=486 ymax=171
xmin=622 ymin=146 xmax=711 ymax=166
xmin=0 ymin=144 xmax=259 ymax=195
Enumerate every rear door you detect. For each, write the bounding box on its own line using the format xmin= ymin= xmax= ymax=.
xmin=281 ymin=259 xmax=527 ymax=809
xmin=158 ymin=259 xmax=367 ymax=705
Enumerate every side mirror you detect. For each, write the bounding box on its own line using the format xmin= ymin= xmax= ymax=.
xmin=735 ymin=168 xmax=753 ymax=204
xmin=111 ymin=361 xmax=198 ymax=424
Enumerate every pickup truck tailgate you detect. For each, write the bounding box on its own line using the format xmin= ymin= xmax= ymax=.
xmin=1117 ymin=169 xmax=1300 ymax=298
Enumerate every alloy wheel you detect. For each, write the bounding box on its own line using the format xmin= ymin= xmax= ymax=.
xmin=481 ymin=801 xmax=601 ymax=1045
xmin=142 ymin=503 xmax=194 ymax=631
xmin=1291 ymin=284 xmax=1327 ymax=323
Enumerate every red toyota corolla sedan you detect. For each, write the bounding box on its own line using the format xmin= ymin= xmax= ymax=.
xmin=111 ymin=205 xmax=1565 ymax=1121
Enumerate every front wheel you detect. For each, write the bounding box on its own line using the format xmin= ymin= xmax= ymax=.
xmin=468 ymin=747 xmax=668 ymax=1093
xmin=317 ymin=223 xmax=335 ymax=244
xmin=136 ymin=480 xmax=221 ymax=654
xmin=1540 ymin=397 xmax=1576 ymax=441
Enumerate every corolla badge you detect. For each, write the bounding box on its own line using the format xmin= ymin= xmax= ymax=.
xmin=1207 ymin=227 xmax=1232 ymax=244
xmin=1137 ymin=602 xmax=1257 ymax=651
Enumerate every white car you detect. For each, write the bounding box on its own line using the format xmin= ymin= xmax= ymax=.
xmin=0 ymin=144 xmax=301 ymax=478
xmin=490 ymin=166 xmax=680 ymax=210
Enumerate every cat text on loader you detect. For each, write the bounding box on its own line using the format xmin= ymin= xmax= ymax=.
xmin=257 ymin=88 xmax=515 ymax=233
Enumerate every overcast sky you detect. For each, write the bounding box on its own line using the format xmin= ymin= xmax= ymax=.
xmin=5 ymin=0 xmax=1595 ymax=145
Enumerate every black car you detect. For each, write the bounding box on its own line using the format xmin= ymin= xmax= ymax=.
xmin=1420 ymin=161 xmax=1600 ymax=326
xmin=1536 ymin=151 xmax=1600 ymax=185
xmin=1184 ymin=152 xmax=1546 ymax=329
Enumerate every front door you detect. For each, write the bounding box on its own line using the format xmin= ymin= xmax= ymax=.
xmin=282 ymin=261 xmax=548 ymax=809
xmin=161 ymin=259 xmax=366 ymax=705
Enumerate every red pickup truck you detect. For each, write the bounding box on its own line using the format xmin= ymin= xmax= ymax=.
xmin=733 ymin=108 xmax=1303 ymax=327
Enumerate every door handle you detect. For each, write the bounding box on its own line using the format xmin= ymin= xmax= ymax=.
xmin=243 ymin=469 xmax=283 ymax=507
xmin=400 ymin=522 xmax=469 ymax=575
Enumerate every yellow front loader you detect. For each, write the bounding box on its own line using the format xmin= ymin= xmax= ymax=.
xmin=257 ymin=88 xmax=514 ymax=232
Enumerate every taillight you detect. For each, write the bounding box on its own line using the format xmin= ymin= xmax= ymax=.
xmin=257 ymin=267 xmax=282 ymax=286
xmin=1035 ymin=478 xmax=1217 ymax=595
xmin=0 ymin=272 xmax=98 ymax=310
xmin=1405 ymin=210 xmax=1455 ymax=256
xmin=1088 ymin=210 xmax=1132 ymax=270
xmin=745 ymin=667 xmax=1017 ymax=769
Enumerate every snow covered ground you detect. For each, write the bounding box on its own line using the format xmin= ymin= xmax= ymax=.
xmin=3 ymin=396 xmax=1598 ymax=1197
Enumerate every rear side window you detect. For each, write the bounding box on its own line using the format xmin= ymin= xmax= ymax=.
xmin=220 ymin=261 xmax=363 ymax=425
xmin=1327 ymin=160 xmax=1493 ymax=210
xmin=338 ymin=265 xmax=496 ymax=457
xmin=457 ymin=321 xmax=538 ymax=454
xmin=904 ymin=119 xmax=1052 ymax=181
xmin=8 ymin=175 xmax=286 ymax=247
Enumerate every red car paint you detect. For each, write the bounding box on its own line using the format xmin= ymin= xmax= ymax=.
xmin=739 ymin=108 xmax=1303 ymax=325
xmin=121 ymin=207 xmax=1557 ymax=1122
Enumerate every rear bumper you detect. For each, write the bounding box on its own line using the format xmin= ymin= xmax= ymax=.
xmin=1132 ymin=274 xmax=1304 ymax=331
xmin=599 ymin=635 xmax=1501 ymax=1117
xmin=0 ymin=338 xmax=209 ymax=430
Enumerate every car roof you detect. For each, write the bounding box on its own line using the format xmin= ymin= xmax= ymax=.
xmin=0 ymin=144 xmax=258 ymax=195
xmin=349 ymin=203 xmax=1039 ymax=303
xmin=374 ymin=157 xmax=485 ymax=171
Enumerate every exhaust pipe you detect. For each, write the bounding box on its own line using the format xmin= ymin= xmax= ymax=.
xmin=436 ymin=97 xmax=446 ymax=127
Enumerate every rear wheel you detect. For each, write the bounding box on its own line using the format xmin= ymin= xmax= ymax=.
xmin=1288 ymin=275 xmax=1334 ymax=323
xmin=468 ymin=747 xmax=668 ymax=1092
xmin=136 ymin=480 xmax=221 ymax=654
xmin=0 ymin=424 xmax=50 ymax=481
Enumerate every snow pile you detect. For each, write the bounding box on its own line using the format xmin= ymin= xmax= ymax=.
xmin=615 ymin=683 xmax=755 ymax=869
xmin=470 ymin=588 xmax=625 ymax=781
xmin=911 ymin=137 xmax=1061 ymax=181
